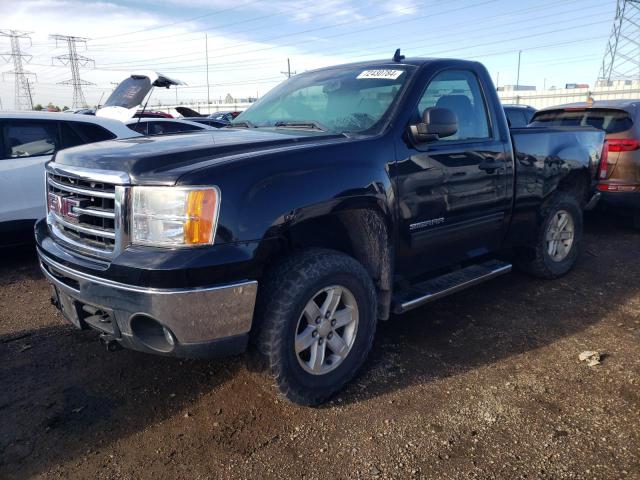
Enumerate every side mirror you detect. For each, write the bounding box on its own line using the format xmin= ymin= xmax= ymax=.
xmin=408 ymin=107 xmax=458 ymax=144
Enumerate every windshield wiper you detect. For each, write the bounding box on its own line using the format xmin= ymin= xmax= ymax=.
xmin=274 ymin=120 xmax=329 ymax=132
xmin=229 ymin=120 xmax=257 ymax=128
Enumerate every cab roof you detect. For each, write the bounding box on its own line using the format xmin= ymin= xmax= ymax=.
xmin=304 ymin=57 xmax=482 ymax=74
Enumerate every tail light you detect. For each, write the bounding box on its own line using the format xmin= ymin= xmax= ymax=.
xmin=596 ymin=139 xmax=640 ymax=192
xmin=607 ymin=138 xmax=640 ymax=152
xmin=597 ymin=141 xmax=609 ymax=180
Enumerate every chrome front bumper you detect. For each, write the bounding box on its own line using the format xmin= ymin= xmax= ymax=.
xmin=38 ymin=249 xmax=258 ymax=358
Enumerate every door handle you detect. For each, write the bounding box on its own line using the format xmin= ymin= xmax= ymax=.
xmin=478 ymin=158 xmax=502 ymax=173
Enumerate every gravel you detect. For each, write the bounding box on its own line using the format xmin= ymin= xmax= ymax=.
xmin=1 ymin=211 xmax=638 ymax=479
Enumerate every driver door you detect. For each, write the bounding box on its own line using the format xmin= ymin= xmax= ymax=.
xmin=395 ymin=69 xmax=511 ymax=278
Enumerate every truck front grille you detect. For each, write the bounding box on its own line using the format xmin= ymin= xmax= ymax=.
xmin=45 ymin=166 xmax=129 ymax=259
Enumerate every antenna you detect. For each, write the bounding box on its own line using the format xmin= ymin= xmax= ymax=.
xmin=50 ymin=34 xmax=95 ymax=108
xmin=393 ymin=48 xmax=405 ymax=62
xmin=598 ymin=0 xmax=640 ymax=85
xmin=0 ymin=30 xmax=36 ymax=110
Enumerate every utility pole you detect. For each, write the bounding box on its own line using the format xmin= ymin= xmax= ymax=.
xmin=516 ymin=50 xmax=522 ymax=91
xmin=281 ymin=58 xmax=296 ymax=78
xmin=205 ymin=33 xmax=211 ymax=114
xmin=0 ymin=29 xmax=36 ymax=110
xmin=50 ymin=34 xmax=95 ymax=109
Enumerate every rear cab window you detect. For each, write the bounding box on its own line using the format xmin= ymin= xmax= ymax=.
xmin=531 ymin=108 xmax=633 ymax=134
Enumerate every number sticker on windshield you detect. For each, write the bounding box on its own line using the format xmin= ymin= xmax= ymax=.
xmin=356 ymin=70 xmax=404 ymax=80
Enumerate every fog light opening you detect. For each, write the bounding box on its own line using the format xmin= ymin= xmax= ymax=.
xmin=130 ymin=315 xmax=176 ymax=353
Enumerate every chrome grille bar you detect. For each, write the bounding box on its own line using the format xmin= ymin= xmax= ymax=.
xmin=52 ymin=213 xmax=116 ymax=240
xmin=73 ymin=207 xmax=115 ymax=219
xmin=47 ymin=176 xmax=115 ymax=199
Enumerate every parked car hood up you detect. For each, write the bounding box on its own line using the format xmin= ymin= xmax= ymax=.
xmin=52 ymin=128 xmax=349 ymax=184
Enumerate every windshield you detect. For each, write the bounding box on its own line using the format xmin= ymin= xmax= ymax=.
xmin=531 ymin=108 xmax=633 ymax=134
xmin=232 ymin=65 xmax=416 ymax=134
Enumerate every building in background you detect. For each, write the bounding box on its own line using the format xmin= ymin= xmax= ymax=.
xmin=498 ymin=80 xmax=640 ymax=109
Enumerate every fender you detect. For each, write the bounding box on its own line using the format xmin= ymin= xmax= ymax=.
xmin=176 ymin=135 xmax=398 ymax=248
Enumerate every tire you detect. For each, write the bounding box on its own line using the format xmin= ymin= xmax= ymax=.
xmin=515 ymin=192 xmax=583 ymax=279
xmin=633 ymin=210 xmax=640 ymax=231
xmin=255 ymin=248 xmax=377 ymax=406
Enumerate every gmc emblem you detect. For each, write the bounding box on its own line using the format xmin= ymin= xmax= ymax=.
xmin=48 ymin=192 xmax=83 ymax=221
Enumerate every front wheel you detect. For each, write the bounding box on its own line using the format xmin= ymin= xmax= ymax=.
xmin=516 ymin=193 xmax=583 ymax=279
xmin=255 ymin=249 xmax=377 ymax=406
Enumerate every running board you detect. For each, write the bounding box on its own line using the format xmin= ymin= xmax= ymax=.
xmin=393 ymin=259 xmax=512 ymax=314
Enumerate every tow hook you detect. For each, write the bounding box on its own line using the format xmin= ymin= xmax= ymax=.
xmin=99 ymin=333 xmax=122 ymax=352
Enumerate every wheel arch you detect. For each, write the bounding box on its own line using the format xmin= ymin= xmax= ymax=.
xmin=553 ymin=167 xmax=592 ymax=208
xmin=278 ymin=204 xmax=394 ymax=320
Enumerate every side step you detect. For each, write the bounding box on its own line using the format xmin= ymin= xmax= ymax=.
xmin=393 ymin=259 xmax=512 ymax=314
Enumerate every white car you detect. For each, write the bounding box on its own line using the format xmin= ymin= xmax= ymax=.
xmin=124 ymin=118 xmax=214 ymax=136
xmin=0 ymin=112 xmax=139 ymax=246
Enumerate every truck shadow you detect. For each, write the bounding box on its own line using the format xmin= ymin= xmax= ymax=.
xmin=0 ymin=211 xmax=637 ymax=477
xmin=340 ymin=210 xmax=639 ymax=404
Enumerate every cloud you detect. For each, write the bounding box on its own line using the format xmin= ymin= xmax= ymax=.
xmin=0 ymin=0 xmax=349 ymax=106
xmin=382 ymin=0 xmax=417 ymax=16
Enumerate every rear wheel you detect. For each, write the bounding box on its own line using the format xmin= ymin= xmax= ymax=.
xmin=255 ymin=249 xmax=377 ymax=406
xmin=516 ymin=193 xmax=583 ymax=279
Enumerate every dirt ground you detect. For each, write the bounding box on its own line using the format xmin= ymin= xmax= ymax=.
xmin=1 ymin=212 xmax=639 ymax=480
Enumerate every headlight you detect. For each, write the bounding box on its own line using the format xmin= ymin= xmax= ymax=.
xmin=131 ymin=186 xmax=220 ymax=247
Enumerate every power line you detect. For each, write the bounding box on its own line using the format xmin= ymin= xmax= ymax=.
xmin=88 ymin=0 xmax=433 ymax=49
xmin=0 ymin=29 xmax=36 ymax=110
xmin=92 ymin=8 xmax=610 ymax=74
xmin=50 ymin=34 xmax=95 ymax=108
xmin=91 ymin=0 xmax=267 ymax=41
xmin=93 ymin=0 xmax=456 ymax=66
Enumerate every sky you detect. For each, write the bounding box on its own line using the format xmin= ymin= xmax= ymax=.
xmin=0 ymin=0 xmax=619 ymax=109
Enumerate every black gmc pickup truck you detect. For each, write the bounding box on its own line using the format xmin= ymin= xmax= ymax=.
xmin=37 ymin=55 xmax=605 ymax=405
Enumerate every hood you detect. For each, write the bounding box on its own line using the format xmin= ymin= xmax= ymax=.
xmin=96 ymin=71 xmax=184 ymax=122
xmin=52 ymin=128 xmax=348 ymax=184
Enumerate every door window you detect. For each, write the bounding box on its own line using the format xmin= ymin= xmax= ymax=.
xmin=5 ymin=121 xmax=58 ymax=158
xmin=417 ymin=70 xmax=490 ymax=141
xmin=74 ymin=122 xmax=117 ymax=142
xmin=60 ymin=122 xmax=85 ymax=149
xmin=505 ymin=108 xmax=528 ymax=128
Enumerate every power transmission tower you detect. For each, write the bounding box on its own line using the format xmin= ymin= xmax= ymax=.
xmin=0 ymin=30 xmax=36 ymax=110
xmin=50 ymin=34 xmax=95 ymax=108
xmin=598 ymin=0 xmax=640 ymax=85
